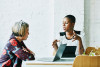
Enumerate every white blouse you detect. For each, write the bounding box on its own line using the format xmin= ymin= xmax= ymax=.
xmin=56 ymin=34 xmax=79 ymax=56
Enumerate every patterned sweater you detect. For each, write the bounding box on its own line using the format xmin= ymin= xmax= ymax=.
xmin=0 ymin=34 xmax=35 ymax=67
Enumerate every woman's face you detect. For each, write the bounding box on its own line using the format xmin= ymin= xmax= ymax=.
xmin=63 ymin=17 xmax=74 ymax=32
xmin=22 ymin=27 xmax=29 ymax=40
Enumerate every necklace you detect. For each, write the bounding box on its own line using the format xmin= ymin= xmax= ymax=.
xmin=65 ymin=34 xmax=75 ymax=40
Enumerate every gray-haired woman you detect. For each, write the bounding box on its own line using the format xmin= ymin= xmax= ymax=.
xmin=0 ymin=20 xmax=35 ymax=67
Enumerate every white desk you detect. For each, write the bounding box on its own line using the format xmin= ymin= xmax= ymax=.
xmin=22 ymin=58 xmax=74 ymax=67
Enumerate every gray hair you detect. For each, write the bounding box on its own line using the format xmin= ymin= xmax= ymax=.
xmin=12 ymin=20 xmax=29 ymax=37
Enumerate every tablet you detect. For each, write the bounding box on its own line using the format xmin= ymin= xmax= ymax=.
xmin=62 ymin=46 xmax=77 ymax=58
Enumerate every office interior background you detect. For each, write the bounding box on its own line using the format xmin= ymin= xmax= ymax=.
xmin=0 ymin=0 xmax=100 ymax=59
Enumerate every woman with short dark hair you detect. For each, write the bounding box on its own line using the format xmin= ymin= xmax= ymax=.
xmin=52 ymin=15 xmax=84 ymax=56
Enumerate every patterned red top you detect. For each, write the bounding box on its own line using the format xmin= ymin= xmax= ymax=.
xmin=0 ymin=34 xmax=35 ymax=67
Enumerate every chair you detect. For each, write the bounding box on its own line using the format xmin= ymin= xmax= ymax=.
xmin=73 ymin=55 xmax=100 ymax=67
xmin=85 ymin=47 xmax=96 ymax=55
xmin=85 ymin=47 xmax=100 ymax=55
xmin=95 ymin=48 xmax=100 ymax=55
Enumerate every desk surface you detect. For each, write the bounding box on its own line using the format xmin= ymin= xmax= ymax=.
xmin=25 ymin=58 xmax=74 ymax=65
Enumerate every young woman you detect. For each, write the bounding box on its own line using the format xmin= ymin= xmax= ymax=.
xmin=52 ymin=15 xmax=84 ymax=56
xmin=0 ymin=20 xmax=35 ymax=67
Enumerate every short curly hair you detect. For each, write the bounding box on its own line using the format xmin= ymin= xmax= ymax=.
xmin=64 ymin=15 xmax=76 ymax=23
xmin=12 ymin=20 xmax=29 ymax=37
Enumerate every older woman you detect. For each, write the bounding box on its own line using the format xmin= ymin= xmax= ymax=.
xmin=0 ymin=20 xmax=35 ymax=67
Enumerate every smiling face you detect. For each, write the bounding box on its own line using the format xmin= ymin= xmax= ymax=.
xmin=63 ymin=17 xmax=75 ymax=32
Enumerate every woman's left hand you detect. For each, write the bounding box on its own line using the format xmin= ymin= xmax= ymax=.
xmin=22 ymin=46 xmax=29 ymax=53
xmin=72 ymin=31 xmax=81 ymax=42
xmin=27 ymin=48 xmax=35 ymax=55
xmin=29 ymin=50 xmax=35 ymax=55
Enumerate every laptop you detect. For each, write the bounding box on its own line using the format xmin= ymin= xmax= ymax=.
xmin=62 ymin=46 xmax=77 ymax=58
xmin=37 ymin=44 xmax=66 ymax=62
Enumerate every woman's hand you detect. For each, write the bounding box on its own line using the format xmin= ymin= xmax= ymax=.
xmin=26 ymin=48 xmax=35 ymax=55
xmin=22 ymin=47 xmax=35 ymax=55
xmin=52 ymin=39 xmax=60 ymax=51
xmin=22 ymin=46 xmax=29 ymax=53
xmin=72 ymin=31 xmax=84 ymax=54
xmin=29 ymin=49 xmax=35 ymax=55
xmin=72 ymin=31 xmax=81 ymax=42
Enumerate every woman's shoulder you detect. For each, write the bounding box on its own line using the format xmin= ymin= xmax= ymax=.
xmin=4 ymin=39 xmax=18 ymax=49
xmin=9 ymin=39 xmax=18 ymax=46
xmin=4 ymin=39 xmax=21 ymax=52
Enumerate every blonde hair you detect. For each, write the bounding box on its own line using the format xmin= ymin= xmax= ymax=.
xmin=12 ymin=20 xmax=29 ymax=37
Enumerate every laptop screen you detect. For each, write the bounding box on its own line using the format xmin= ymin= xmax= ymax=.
xmin=62 ymin=46 xmax=77 ymax=58
xmin=53 ymin=44 xmax=66 ymax=61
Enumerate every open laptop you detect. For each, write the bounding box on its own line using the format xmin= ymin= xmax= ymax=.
xmin=62 ymin=46 xmax=77 ymax=58
xmin=37 ymin=44 xmax=66 ymax=62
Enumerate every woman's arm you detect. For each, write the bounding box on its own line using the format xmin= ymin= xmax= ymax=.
xmin=8 ymin=39 xmax=35 ymax=61
xmin=25 ymin=47 xmax=35 ymax=55
xmin=72 ymin=32 xmax=84 ymax=54
xmin=52 ymin=40 xmax=60 ymax=56
xmin=78 ymin=38 xmax=84 ymax=54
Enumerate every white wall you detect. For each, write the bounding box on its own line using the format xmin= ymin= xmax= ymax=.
xmin=84 ymin=0 xmax=100 ymax=47
xmin=54 ymin=0 xmax=84 ymax=35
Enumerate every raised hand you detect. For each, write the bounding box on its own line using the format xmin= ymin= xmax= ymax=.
xmin=52 ymin=39 xmax=60 ymax=51
xmin=72 ymin=31 xmax=81 ymax=42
